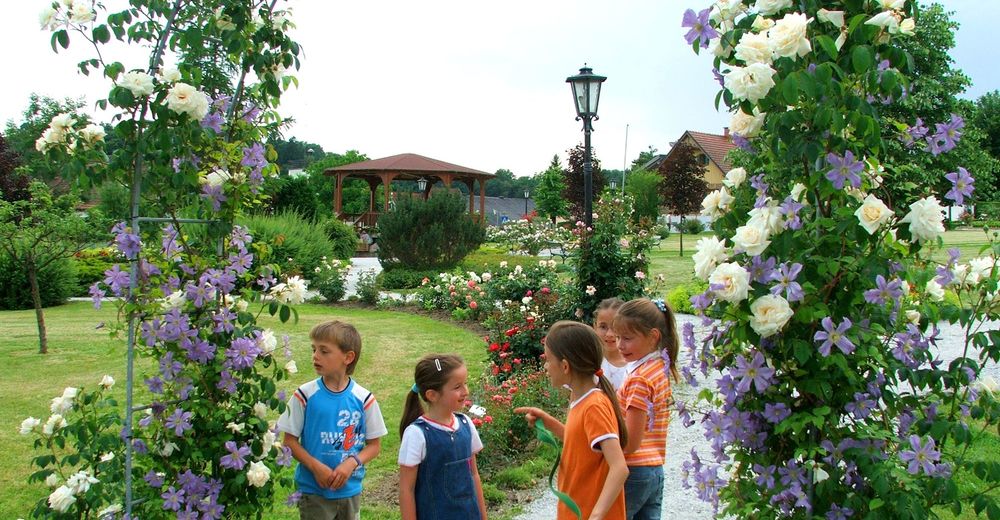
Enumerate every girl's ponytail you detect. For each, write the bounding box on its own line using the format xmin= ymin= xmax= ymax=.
xmin=546 ymin=321 xmax=629 ymax=448
xmin=399 ymin=387 xmax=425 ymax=438
xmin=399 ymin=354 xmax=466 ymax=438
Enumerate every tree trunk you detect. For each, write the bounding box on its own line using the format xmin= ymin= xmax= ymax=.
xmin=27 ymin=260 xmax=48 ymax=354
xmin=679 ymin=216 xmax=684 ymax=257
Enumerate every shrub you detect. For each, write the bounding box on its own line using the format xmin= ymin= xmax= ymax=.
xmin=486 ymin=219 xmax=572 ymax=256
xmin=311 ymin=257 xmax=350 ymax=302
xmin=321 ymin=217 xmax=358 ymax=260
xmin=656 ymin=225 xmax=671 ymax=239
xmin=666 ymin=279 xmax=709 ymax=315
xmin=71 ymin=248 xmax=121 ymax=296
xmin=0 ymin=253 xmax=77 ymax=310
xmin=492 ymin=467 xmax=535 ymax=490
xmin=457 ymin=245 xmax=542 ymax=274
xmin=376 ymin=192 xmax=485 ymax=270
xmin=240 ymin=210 xmax=336 ymax=276
xmin=481 ymin=483 xmax=506 ymax=506
xmin=379 ymin=267 xmax=439 ymax=290
xmin=355 ymin=268 xmax=380 ymax=305
xmin=676 ymin=217 xmax=706 ymax=234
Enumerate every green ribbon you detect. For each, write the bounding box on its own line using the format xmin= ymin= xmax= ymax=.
xmin=534 ymin=420 xmax=582 ymax=519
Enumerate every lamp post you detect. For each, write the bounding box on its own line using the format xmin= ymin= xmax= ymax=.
xmin=610 ymin=180 xmax=617 ymax=191
xmin=524 ymin=188 xmax=530 ymax=217
xmin=567 ymin=65 xmax=606 ymax=228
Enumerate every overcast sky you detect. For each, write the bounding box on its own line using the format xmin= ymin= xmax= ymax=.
xmin=2 ymin=1 xmax=997 ymax=177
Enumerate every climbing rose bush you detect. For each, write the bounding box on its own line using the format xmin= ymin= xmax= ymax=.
xmin=679 ymin=1 xmax=1000 ymax=518
xmin=21 ymin=1 xmax=303 ymax=518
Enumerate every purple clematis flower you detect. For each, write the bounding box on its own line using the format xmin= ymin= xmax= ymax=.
xmin=763 ymin=402 xmax=791 ymax=423
xmin=825 ymin=150 xmax=864 ymax=189
xmin=161 ymin=486 xmax=185 ymax=511
xmin=944 ymin=166 xmax=975 ymax=205
xmin=682 ymin=8 xmax=719 ymax=48
xmin=103 ymin=264 xmax=130 ymax=296
xmin=731 ymin=351 xmax=774 ymax=393
xmin=864 ymin=274 xmax=903 ymax=305
xmin=769 ymin=262 xmax=804 ymax=302
xmin=826 ymin=503 xmax=854 ymax=520
xmin=899 ymin=435 xmax=941 ymax=475
xmin=200 ymin=111 xmax=224 ymax=133
xmin=220 ymin=441 xmax=250 ymax=470
xmin=89 ymin=282 xmax=105 ymax=309
xmin=814 ymin=317 xmax=855 ymax=356
xmin=164 ymin=407 xmax=193 ymax=436
xmin=930 ymin=113 xmax=964 ymax=155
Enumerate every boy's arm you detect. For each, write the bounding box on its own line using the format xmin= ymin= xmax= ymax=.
xmin=329 ymin=437 xmax=382 ymax=489
xmin=589 ymin=437 xmax=629 ymax=520
xmin=399 ymin=464 xmax=418 ymax=520
xmin=513 ymin=406 xmax=565 ymax=440
xmin=283 ymin=432 xmax=335 ymax=489
xmin=470 ymin=454 xmax=488 ymax=520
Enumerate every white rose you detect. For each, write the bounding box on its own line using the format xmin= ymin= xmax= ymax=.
xmin=283 ymin=276 xmax=308 ymax=304
xmin=160 ymin=442 xmax=178 ymax=457
xmin=732 ymin=222 xmax=772 ymax=256
xmin=899 ymin=17 xmax=915 ymax=35
xmin=482 ymin=272 xmax=492 ymax=282
xmin=748 ymin=200 xmax=783 ymax=234
xmin=45 ymin=473 xmax=61 ymax=488
xmin=701 ymin=188 xmax=735 ymax=219
xmin=162 ymin=290 xmax=186 ymax=310
xmin=709 ymin=37 xmax=733 ymax=58
xmin=203 ymin=170 xmax=231 ymax=189
xmin=99 ymin=375 xmax=115 ymax=389
xmin=227 ymin=422 xmax=246 ymax=434
xmin=768 ymin=13 xmax=812 ymax=60
xmin=724 ymin=63 xmax=777 ymax=103
xmin=247 ymin=460 xmax=271 ymax=487
xmin=47 ymin=485 xmax=76 ymax=513
xmin=817 ymin=9 xmax=845 ymax=28
xmin=254 ymin=402 xmax=269 ymax=420
xmin=724 ymin=168 xmax=747 ymax=189
xmin=39 ymin=6 xmax=59 ymax=30
xmin=66 ymin=471 xmax=99 ymax=494
xmin=905 ymin=309 xmax=921 ymax=325
xmin=899 ymin=196 xmax=945 ymax=242
xmin=50 ymin=396 xmax=73 ymax=414
xmin=925 ymin=280 xmax=945 ymax=301
xmin=262 ymin=430 xmax=277 ymax=454
xmin=730 ymin=108 xmax=767 ymax=138
xmin=62 ymin=387 xmax=79 ymax=399
xmin=165 ymin=82 xmax=211 ymax=120
xmin=751 ymin=15 xmax=775 ymax=32
xmin=709 ymin=262 xmax=751 ymax=303
xmin=259 ymin=329 xmax=278 ymax=353
xmin=968 ymin=257 xmax=995 ymax=285
xmin=585 ymin=285 xmax=597 ymax=296
xmin=712 ymin=0 xmax=745 ymax=22
xmin=693 ymin=236 xmax=730 ymax=280
xmin=69 ymin=2 xmax=95 ymax=23
xmin=79 ymin=124 xmax=106 ymax=144
xmin=953 ymin=264 xmax=970 ymax=287
xmin=43 ymin=414 xmax=66 ymax=435
xmin=20 ymin=417 xmax=41 ymax=435
xmin=285 ymin=360 xmax=298 ymax=374
xmin=854 ymin=194 xmax=892 ymax=235
xmin=49 ymin=113 xmax=76 ymax=135
xmin=749 ymin=294 xmax=794 ymax=337
xmin=789 ymin=182 xmax=808 ymax=204
xmin=235 ymin=299 xmax=249 ymax=312
xmin=121 ymin=71 xmax=155 ymax=97
xmin=865 ymin=11 xmax=900 ymax=33
xmin=100 ymin=452 xmax=115 ymax=462
xmin=735 ymin=32 xmax=773 ymax=65
xmin=97 ymin=504 xmax=123 ymax=519
xmin=879 ymin=0 xmax=905 ymax=9
xmin=158 ymin=66 xmax=181 ymax=83
xmin=755 ymin=0 xmax=792 ymax=16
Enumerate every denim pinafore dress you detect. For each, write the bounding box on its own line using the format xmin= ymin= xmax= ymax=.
xmin=414 ymin=414 xmax=481 ymax=520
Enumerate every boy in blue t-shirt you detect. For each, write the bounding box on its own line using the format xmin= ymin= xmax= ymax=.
xmin=278 ymin=320 xmax=388 ymax=519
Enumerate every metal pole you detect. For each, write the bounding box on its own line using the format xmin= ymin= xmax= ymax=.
xmin=584 ymin=116 xmax=593 ymax=228
xmin=622 ymin=123 xmax=629 ymax=195
xmin=524 ymin=194 xmax=528 ymax=217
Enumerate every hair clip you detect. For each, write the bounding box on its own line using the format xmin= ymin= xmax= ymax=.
xmin=594 ymin=368 xmax=605 ymax=377
xmin=434 ymin=358 xmax=442 ymax=371
xmin=652 ymin=298 xmax=668 ymax=312
xmin=411 ymin=383 xmax=420 ymax=394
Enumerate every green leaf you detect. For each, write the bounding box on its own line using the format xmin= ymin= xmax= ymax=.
xmin=279 ymin=304 xmax=291 ymax=323
xmin=782 ymin=73 xmax=799 ymax=105
xmin=852 ymin=45 xmax=873 ymax=75
xmin=93 ymin=24 xmax=110 ymax=44
xmin=816 ymin=35 xmax=839 ymax=59
xmin=51 ymin=30 xmax=69 ymax=52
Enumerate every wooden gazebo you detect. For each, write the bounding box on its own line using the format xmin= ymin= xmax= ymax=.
xmin=324 ymin=153 xmax=494 ymax=230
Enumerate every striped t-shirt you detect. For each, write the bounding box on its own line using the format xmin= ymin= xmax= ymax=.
xmin=618 ymin=352 xmax=672 ymax=466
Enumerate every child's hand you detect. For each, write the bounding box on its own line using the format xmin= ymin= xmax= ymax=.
xmin=330 ymin=458 xmax=358 ymax=489
xmin=513 ymin=406 xmax=543 ymax=426
xmin=312 ymin=463 xmax=337 ymax=489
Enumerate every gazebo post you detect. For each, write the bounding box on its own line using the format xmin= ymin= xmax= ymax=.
xmin=465 ymin=179 xmax=475 ymax=214
xmin=479 ymin=179 xmax=486 ymax=223
xmin=382 ymin=173 xmax=393 ymax=212
xmin=334 ymin=173 xmax=344 ymax=216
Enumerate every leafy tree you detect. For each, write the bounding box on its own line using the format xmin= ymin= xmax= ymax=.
xmin=972 ymin=90 xmax=1000 ymax=160
xmin=630 ymin=145 xmax=659 ymax=170
xmin=533 ymin=155 xmax=569 ymax=223
xmin=564 ymin=143 xmax=605 ymax=221
xmin=3 ymin=94 xmax=89 ymax=188
xmin=376 ymin=191 xmax=485 ymax=270
xmin=625 ymin=168 xmax=661 ymax=224
xmin=270 ymin=136 xmax=324 ymax=172
xmin=659 ymin=141 xmax=708 ymax=254
xmin=485 ymin=168 xmax=537 ymax=198
xmin=0 ymin=134 xmax=30 ymax=202
xmin=0 ymin=182 xmax=92 ymax=353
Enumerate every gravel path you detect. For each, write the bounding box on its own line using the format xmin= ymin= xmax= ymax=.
xmin=512 ymin=314 xmax=1000 ymax=520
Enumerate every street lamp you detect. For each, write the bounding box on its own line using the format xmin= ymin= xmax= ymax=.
xmin=416 ymin=177 xmax=428 ymax=192
xmin=567 ymin=65 xmax=606 ymax=228
xmin=610 ymin=180 xmax=617 ymax=190
xmin=524 ymin=188 xmax=530 ymax=217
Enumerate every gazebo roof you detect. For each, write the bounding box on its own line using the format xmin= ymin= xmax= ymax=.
xmin=324 ymin=153 xmax=494 ymax=178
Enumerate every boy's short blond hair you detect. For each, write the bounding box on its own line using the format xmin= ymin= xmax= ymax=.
xmin=310 ymin=320 xmax=362 ymax=375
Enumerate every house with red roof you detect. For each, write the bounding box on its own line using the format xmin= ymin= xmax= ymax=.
xmin=641 ymin=128 xmax=737 ymax=190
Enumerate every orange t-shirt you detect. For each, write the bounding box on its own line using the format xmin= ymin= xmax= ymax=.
xmin=558 ymin=389 xmax=626 ymax=520
xmin=618 ymin=353 xmax=672 ymax=466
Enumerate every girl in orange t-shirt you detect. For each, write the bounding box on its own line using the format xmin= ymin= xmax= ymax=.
xmin=515 ymin=321 xmax=629 ymax=520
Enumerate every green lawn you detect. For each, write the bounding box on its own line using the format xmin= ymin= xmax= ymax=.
xmin=0 ymin=302 xmax=488 ymax=519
